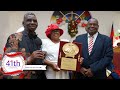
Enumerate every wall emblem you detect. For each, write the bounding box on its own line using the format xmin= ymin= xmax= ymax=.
xmin=50 ymin=11 xmax=92 ymax=38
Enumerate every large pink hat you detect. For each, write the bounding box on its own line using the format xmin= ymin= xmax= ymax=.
xmin=45 ymin=24 xmax=64 ymax=38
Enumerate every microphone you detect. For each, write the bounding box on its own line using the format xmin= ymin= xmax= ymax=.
xmin=34 ymin=38 xmax=45 ymax=65
xmin=34 ymin=37 xmax=42 ymax=49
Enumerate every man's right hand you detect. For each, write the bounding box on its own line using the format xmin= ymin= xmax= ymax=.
xmin=31 ymin=50 xmax=46 ymax=59
xmin=27 ymin=50 xmax=46 ymax=64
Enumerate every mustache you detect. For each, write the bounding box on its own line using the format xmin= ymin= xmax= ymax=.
xmin=89 ymin=27 xmax=96 ymax=30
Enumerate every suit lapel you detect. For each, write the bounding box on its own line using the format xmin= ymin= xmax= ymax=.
xmin=84 ymin=34 xmax=89 ymax=57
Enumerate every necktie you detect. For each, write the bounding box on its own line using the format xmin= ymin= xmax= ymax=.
xmin=88 ymin=36 xmax=94 ymax=55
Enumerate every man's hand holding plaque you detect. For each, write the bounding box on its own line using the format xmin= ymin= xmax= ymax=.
xmin=57 ymin=41 xmax=82 ymax=72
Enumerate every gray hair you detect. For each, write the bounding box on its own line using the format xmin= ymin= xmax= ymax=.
xmin=23 ymin=12 xmax=36 ymax=20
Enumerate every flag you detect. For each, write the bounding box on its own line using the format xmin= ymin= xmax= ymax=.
xmin=110 ymin=23 xmax=114 ymax=47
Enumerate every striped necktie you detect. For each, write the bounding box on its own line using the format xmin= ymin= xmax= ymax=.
xmin=88 ymin=36 xmax=94 ymax=55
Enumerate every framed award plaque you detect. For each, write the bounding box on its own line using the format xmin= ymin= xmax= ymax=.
xmin=57 ymin=41 xmax=82 ymax=72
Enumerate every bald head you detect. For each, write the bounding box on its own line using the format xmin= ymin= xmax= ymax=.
xmin=85 ymin=18 xmax=99 ymax=36
xmin=88 ymin=18 xmax=99 ymax=25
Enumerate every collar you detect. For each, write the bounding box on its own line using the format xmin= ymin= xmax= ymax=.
xmin=87 ymin=32 xmax=98 ymax=38
xmin=22 ymin=30 xmax=38 ymax=39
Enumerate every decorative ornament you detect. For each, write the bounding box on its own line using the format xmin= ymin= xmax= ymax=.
xmin=50 ymin=11 xmax=92 ymax=38
xmin=68 ymin=20 xmax=78 ymax=38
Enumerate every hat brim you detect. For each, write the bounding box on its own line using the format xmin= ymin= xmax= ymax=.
xmin=46 ymin=28 xmax=64 ymax=38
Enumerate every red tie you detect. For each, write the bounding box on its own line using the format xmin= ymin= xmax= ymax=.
xmin=88 ymin=36 xmax=94 ymax=54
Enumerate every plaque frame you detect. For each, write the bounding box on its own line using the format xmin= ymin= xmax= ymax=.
xmin=57 ymin=41 xmax=82 ymax=72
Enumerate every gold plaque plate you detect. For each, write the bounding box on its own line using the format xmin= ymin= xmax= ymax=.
xmin=62 ymin=43 xmax=79 ymax=58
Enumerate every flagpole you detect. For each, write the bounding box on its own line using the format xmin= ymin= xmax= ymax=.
xmin=110 ymin=22 xmax=114 ymax=47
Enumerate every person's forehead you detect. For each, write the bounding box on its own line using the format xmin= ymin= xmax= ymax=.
xmin=88 ymin=19 xmax=98 ymax=23
xmin=25 ymin=15 xmax=36 ymax=19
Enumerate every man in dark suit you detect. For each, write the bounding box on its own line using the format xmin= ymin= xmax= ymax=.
xmin=73 ymin=18 xmax=113 ymax=79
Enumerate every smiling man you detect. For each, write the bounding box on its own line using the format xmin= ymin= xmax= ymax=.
xmin=73 ymin=18 xmax=113 ymax=79
xmin=3 ymin=12 xmax=46 ymax=79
